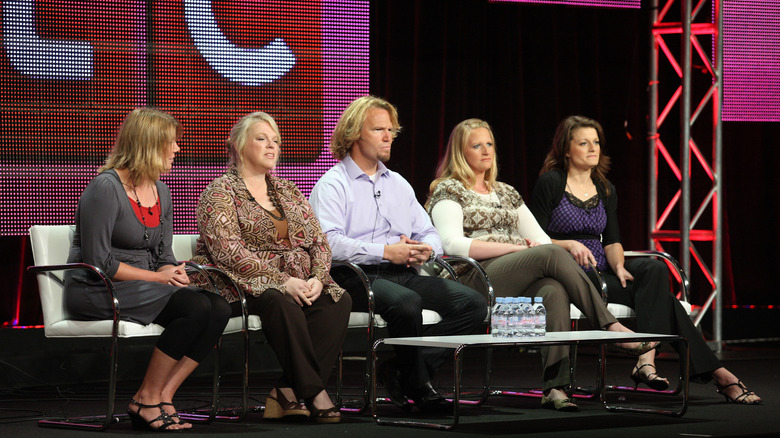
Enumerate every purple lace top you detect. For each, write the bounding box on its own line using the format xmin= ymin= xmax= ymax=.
xmin=547 ymin=192 xmax=608 ymax=271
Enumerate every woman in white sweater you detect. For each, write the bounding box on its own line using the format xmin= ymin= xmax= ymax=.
xmin=426 ymin=118 xmax=654 ymax=411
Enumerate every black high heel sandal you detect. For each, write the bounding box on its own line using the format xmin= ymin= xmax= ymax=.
xmin=715 ymin=380 xmax=762 ymax=405
xmin=127 ymin=399 xmax=182 ymax=431
xmin=630 ymin=363 xmax=670 ymax=391
xmin=160 ymin=402 xmax=189 ymax=426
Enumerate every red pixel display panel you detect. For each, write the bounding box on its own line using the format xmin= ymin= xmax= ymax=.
xmin=1 ymin=0 xmax=369 ymax=235
xmin=490 ymin=0 xmax=641 ymax=9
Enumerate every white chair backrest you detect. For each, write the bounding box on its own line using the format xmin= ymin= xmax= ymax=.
xmin=29 ymin=225 xmax=75 ymax=328
xmin=172 ymin=234 xmax=199 ymax=261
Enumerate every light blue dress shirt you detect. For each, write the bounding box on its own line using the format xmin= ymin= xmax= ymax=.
xmin=309 ymin=154 xmax=443 ymax=265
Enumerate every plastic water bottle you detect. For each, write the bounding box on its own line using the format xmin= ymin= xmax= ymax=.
xmin=506 ymin=298 xmax=520 ymax=338
xmin=515 ymin=298 xmax=526 ymax=337
xmin=490 ymin=298 xmax=500 ymax=337
xmin=504 ymin=298 xmax=517 ymax=338
xmin=520 ymin=297 xmax=534 ymax=337
xmin=491 ymin=297 xmax=506 ymax=338
xmin=533 ymin=296 xmax=546 ymax=337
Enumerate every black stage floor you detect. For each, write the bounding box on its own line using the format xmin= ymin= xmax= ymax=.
xmin=1 ymin=329 xmax=777 ymax=438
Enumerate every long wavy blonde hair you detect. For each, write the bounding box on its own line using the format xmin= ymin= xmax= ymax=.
xmin=99 ymin=108 xmax=181 ymax=183
xmin=428 ymin=118 xmax=498 ymax=200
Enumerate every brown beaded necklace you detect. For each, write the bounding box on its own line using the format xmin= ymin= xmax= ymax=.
xmin=261 ymin=176 xmax=286 ymax=221
xmin=245 ymin=174 xmax=285 ymax=221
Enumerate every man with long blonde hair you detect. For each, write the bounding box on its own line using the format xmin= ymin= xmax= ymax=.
xmin=310 ymin=96 xmax=486 ymax=413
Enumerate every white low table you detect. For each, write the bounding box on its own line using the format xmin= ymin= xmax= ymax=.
xmin=371 ymin=331 xmax=688 ymax=430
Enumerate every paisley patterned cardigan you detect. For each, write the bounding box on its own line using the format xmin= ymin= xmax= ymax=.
xmin=193 ymin=167 xmax=345 ymax=303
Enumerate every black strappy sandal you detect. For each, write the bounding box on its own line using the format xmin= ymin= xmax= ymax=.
xmin=159 ymin=402 xmax=190 ymax=426
xmin=715 ymin=380 xmax=762 ymax=405
xmin=127 ymin=399 xmax=183 ymax=431
xmin=630 ymin=363 xmax=670 ymax=391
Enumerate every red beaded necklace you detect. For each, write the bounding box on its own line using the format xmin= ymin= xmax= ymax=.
xmin=127 ymin=182 xmax=164 ymax=265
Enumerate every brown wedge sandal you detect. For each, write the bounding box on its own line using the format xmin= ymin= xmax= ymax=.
xmin=309 ymin=405 xmax=341 ymax=424
xmin=263 ymin=387 xmax=310 ymax=420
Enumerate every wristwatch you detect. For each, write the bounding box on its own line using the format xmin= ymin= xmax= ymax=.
xmin=427 ymin=249 xmax=437 ymax=263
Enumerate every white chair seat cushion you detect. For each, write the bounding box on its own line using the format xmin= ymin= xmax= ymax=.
xmin=348 ymin=309 xmax=443 ymax=329
xmin=247 ymin=314 xmax=263 ymax=331
xmin=44 ymin=320 xmax=165 ymax=338
xmin=222 ymin=314 xmax=262 ymax=333
xmin=569 ymin=300 xmax=692 ymax=320
xmin=606 ymin=303 xmax=636 ymax=319
xmin=420 ymin=309 xmax=443 ymax=325
xmin=45 ymin=314 xmax=262 ymax=338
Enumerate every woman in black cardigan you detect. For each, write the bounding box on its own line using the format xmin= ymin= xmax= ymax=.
xmin=531 ymin=115 xmax=760 ymax=405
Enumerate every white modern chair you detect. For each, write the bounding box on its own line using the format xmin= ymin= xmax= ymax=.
xmin=170 ymin=234 xmax=263 ymax=422
xmin=569 ymin=251 xmax=691 ymax=320
xmin=27 ymin=226 xmax=245 ymax=429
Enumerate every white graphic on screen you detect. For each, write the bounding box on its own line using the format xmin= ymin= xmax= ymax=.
xmin=184 ymin=0 xmax=296 ymax=86
xmin=3 ymin=0 xmax=93 ymax=79
xmin=3 ymin=0 xmax=295 ymax=85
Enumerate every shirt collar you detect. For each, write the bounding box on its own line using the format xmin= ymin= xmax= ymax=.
xmin=343 ymin=153 xmax=389 ymax=180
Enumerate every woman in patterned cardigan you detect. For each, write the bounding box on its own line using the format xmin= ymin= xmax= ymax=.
xmin=193 ymin=112 xmax=350 ymax=423
xmin=426 ymin=118 xmax=653 ymax=411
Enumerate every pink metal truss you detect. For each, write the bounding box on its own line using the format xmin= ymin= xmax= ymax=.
xmin=648 ymin=0 xmax=723 ymax=348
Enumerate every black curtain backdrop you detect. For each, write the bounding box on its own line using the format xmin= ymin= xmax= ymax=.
xmin=369 ymin=0 xmax=651 ymax=240
xmin=3 ymin=0 xmax=778 ymax=327
xmin=367 ymin=0 xmax=777 ymax=306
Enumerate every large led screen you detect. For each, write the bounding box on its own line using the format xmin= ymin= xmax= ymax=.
xmin=490 ymin=0 xmax=641 ymax=9
xmin=0 ymin=0 xmax=369 ymax=235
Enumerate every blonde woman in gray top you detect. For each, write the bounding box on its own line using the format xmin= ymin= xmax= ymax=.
xmin=65 ymin=108 xmax=230 ymax=430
